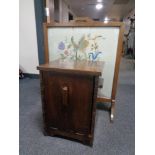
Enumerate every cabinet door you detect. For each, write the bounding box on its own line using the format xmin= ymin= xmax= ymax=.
xmin=43 ymin=72 xmax=94 ymax=134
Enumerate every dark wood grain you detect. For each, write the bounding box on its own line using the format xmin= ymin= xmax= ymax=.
xmin=37 ymin=60 xmax=103 ymax=146
xmin=37 ymin=59 xmax=104 ymax=76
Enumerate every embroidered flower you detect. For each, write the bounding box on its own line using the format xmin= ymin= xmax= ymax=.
xmin=64 ymin=50 xmax=69 ymax=55
xmin=58 ymin=41 xmax=65 ymax=50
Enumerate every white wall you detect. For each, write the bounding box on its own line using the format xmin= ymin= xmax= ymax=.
xmin=19 ymin=0 xmax=39 ymax=74
xmin=59 ymin=0 xmax=76 ymax=22
xmin=59 ymin=0 xmax=69 ymax=22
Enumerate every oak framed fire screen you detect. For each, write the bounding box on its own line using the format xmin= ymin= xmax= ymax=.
xmin=42 ymin=18 xmax=124 ymax=121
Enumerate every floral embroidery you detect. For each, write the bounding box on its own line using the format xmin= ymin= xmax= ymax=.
xmin=58 ymin=41 xmax=65 ymax=50
xmin=64 ymin=50 xmax=69 ymax=55
xmin=56 ymin=34 xmax=105 ymax=61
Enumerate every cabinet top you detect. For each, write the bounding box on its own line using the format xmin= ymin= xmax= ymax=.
xmin=37 ymin=59 xmax=104 ymax=76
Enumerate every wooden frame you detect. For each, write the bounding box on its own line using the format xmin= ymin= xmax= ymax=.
xmin=43 ymin=17 xmax=124 ymax=122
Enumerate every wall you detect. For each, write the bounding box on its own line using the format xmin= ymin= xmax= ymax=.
xmin=123 ymin=9 xmax=135 ymax=55
xmin=123 ymin=9 xmax=135 ymax=35
xmin=59 ymin=0 xmax=69 ymax=22
xmin=59 ymin=0 xmax=76 ymax=22
xmin=19 ymin=0 xmax=39 ymax=74
xmin=54 ymin=0 xmax=60 ymax=22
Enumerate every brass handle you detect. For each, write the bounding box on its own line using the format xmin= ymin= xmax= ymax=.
xmin=62 ymin=86 xmax=68 ymax=106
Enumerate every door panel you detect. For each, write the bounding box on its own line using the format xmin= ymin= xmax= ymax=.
xmin=43 ymin=72 xmax=94 ymax=134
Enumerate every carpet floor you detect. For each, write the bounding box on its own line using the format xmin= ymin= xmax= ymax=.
xmin=19 ymin=58 xmax=135 ymax=155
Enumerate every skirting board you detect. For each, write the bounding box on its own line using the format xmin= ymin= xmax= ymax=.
xmin=23 ymin=73 xmax=39 ymax=79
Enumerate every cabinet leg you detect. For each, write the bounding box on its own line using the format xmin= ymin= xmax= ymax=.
xmin=110 ymin=100 xmax=115 ymax=122
xmin=43 ymin=128 xmax=55 ymax=137
xmin=43 ymin=129 xmax=48 ymax=136
xmin=83 ymin=138 xmax=93 ymax=146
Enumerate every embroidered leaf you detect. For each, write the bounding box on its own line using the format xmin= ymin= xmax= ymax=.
xmin=79 ymin=40 xmax=89 ymax=52
xmin=67 ymin=44 xmax=72 ymax=49
xmin=60 ymin=53 xmax=66 ymax=59
xmin=71 ymin=36 xmax=79 ymax=49
xmin=78 ymin=35 xmax=85 ymax=45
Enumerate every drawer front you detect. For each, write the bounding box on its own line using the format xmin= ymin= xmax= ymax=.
xmin=42 ymin=72 xmax=94 ymax=135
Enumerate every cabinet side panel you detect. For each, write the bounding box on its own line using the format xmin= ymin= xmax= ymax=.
xmin=89 ymin=76 xmax=99 ymax=144
xmin=39 ymin=71 xmax=48 ymax=134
